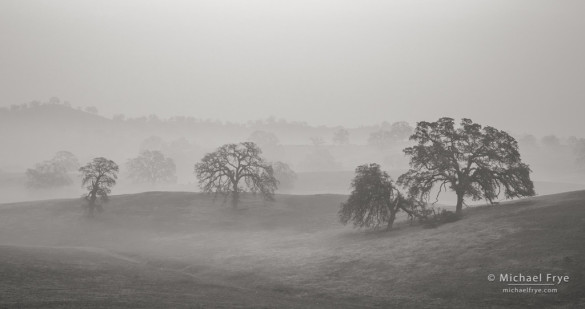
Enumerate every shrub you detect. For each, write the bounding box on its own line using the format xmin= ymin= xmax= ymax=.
xmin=421 ymin=209 xmax=461 ymax=229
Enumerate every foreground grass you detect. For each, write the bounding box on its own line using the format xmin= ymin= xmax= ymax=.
xmin=0 ymin=192 xmax=584 ymax=308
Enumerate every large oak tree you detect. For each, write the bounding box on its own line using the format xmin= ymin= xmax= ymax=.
xmin=194 ymin=142 xmax=278 ymax=209
xmin=398 ymin=118 xmax=535 ymax=215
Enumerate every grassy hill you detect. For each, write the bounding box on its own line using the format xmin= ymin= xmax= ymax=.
xmin=0 ymin=191 xmax=584 ymax=308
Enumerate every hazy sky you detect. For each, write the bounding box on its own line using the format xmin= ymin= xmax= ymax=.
xmin=1 ymin=0 xmax=584 ymax=136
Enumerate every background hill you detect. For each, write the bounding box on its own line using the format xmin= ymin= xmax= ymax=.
xmin=1 ymin=99 xmax=585 ymax=204
xmin=0 ymin=191 xmax=584 ymax=308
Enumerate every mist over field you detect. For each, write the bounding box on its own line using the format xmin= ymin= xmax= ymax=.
xmin=1 ymin=102 xmax=585 ymax=204
xmin=1 ymin=0 xmax=585 ymax=308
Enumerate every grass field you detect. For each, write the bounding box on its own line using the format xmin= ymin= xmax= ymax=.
xmin=0 ymin=191 xmax=584 ymax=308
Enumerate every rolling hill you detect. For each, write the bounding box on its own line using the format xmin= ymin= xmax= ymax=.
xmin=0 ymin=191 xmax=584 ymax=308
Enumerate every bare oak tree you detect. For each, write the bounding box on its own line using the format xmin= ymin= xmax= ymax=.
xmin=398 ymin=118 xmax=535 ymax=215
xmin=79 ymin=157 xmax=119 ymax=216
xmin=194 ymin=142 xmax=278 ymax=209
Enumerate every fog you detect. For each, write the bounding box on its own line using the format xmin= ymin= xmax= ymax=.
xmin=1 ymin=1 xmax=584 ymax=136
xmin=1 ymin=1 xmax=585 ymax=307
xmin=1 ymin=101 xmax=584 ymax=205
xmin=2 ymin=0 xmax=584 ymax=203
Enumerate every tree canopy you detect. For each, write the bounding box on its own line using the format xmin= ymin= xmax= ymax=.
xmin=248 ymin=130 xmax=280 ymax=148
xmin=368 ymin=121 xmax=414 ymax=150
xmin=52 ymin=151 xmax=80 ymax=172
xmin=332 ymin=128 xmax=349 ymax=145
xmin=247 ymin=130 xmax=283 ymax=160
xmin=388 ymin=121 xmax=414 ymax=141
xmin=26 ymin=160 xmax=71 ymax=189
xmin=127 ymin=150 xmax=176 ymax=185
xmin=194 ymin=142 xmax=278 ymax=208
xmin=300 ymin=144 xmax=341 ymax=171
xmin=272 ymin=161 xmax=297 ymax=191
xmin=398 ymin=117 xmax=535 ymax=214
xmin=25 ymin=151 xmax=79 ymax=189
xmin=140 ymin=135 xmax=166 ymax=152
xmin=79 ymin=157 xmax=119 ymax=216
xmin=339 ymin=163 xmax=417 ymax=230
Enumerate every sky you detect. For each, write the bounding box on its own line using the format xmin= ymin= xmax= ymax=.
xmin=1 ymin=0 xmax=584 ymax=136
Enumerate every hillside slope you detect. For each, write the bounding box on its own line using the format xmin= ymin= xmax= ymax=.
xmin=0 ymin=191 xmax=584 ymax=308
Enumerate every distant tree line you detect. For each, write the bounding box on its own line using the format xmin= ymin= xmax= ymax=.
xmin=24 ymin=141 xmax=297 ymax=216
xmin=0 ymin=97 xmax=100 ymax=115
xmin=15 ymin=104 xmax=550 ymax=226
xmin=367 ymin=121 xmax=414 ymax=150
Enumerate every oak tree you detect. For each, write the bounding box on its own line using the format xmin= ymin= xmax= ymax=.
xmin=389 ymin=121 xmax=414 ymax=141
xmin=79 ymin=157 xmax=119 ymax=216
xmin=368 ymin=121 xmax=413 ymax=150
xmin=332 ymin=128 xmax=349 ymax=145
xmin=194 ymin=142 xmax=278 ymax=209
xmin=26 ymin=160 xmax=71 ymax=189
xmin=398 ymin=118 xmax=535 ymax=215
xmin=127 ymin=150 xmax=176 ymax=185
xmin=272 ymin=161 xmax=297 ymax=191
xmin=339 ymin=163 xmax=418 ymax=230
xmin=25 ymin=151 xmax=79 ymax=189
xmin=52 ymin=151 xmax=80 ymax=172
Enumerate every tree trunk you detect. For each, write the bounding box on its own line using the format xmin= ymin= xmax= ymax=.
xmin=455 ymin=192 xmax=464 ymax=215
xmin=231 ymin=189 xmax=239 ymax=209
xmin=387 ymin=210 xmax=397 ymax=231
xmin=87 ymin=187 xmax=99 ymax=218
xmin=88 ymin=197 xmax=96 ymax=217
